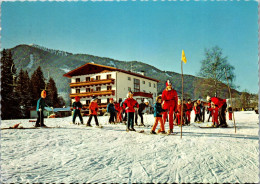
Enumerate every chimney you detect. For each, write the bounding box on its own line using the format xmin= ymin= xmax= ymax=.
xmin=140 ymin=70 xmax=145 ymax=76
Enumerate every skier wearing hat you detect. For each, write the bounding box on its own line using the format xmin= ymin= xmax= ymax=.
xmin=161 ymin=80 xmax=178 ymax=134
xmin=186 ymin=99 xmax=193 ymax=125
xmin=207 ymin=95 xmax=228 ymax=127
xmin=135 ymin=98 xmax=149 ymax=126
xmin=123 ymin=91 xmax=139 ymax=131
xmin=87 ymin=96 xmax=100 ymax=127
xmin=72 ymin=96 xmax=84 ymax=124
xmin=35 ymin=90 xmax=49 ymax=127
xmin=107 ymin=98 xmax=116 ymax=124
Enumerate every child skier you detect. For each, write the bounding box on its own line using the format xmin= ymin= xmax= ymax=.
xmin=186 ymin=99 xmax=193 ymax=125
xmin=87 ymin=96 xmax=100 ymax=127
xmin=115 ymin=99 xmax=123 ymax=123
xmin=207 ymin=96 xmax=227 ymax=127
xmin=35 ymin=90 xmax=48 ymax=127
xmin=151 ymin=96 xmax=166 ymax=134
xmin=194 ymin=102 xmax=201 ymax=122
xmin=123 ymin=91 xmax=139 ymax=131
xmin=228 ymin=105 xmax=233 ymax=120
xmin=176 ymin=99 xmax=183 ymax=125
xmin=107 ymin=98 xmax=116 ymax=124
xmin=135 ymin=99 xmax=149 ymax=126
xmin=208 ymin=102 xmax=219 ymax=127
xmin=72 ymin=96 xmax=84 ymax=124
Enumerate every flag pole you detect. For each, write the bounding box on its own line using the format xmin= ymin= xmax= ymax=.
xmin=224 ymin=68 xmax=236 ymax=133
xmin=180 ymin=60 xmax=184 ymax=139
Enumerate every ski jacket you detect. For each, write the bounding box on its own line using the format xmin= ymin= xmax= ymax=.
xmin=161 ymin=88 xmax=178 ymax=111
xmin=228 ymin=107 xmax=233 ymax=113
xmin=107 ymin=103 xmax=116 ymax=113
xmin=123 ymin=98 xmax=139 ymax=113
xmin=211 ymin=97 xmax=226 ymax=108
xmin=138 ymin=103 xmax=147 ymax=113
xmin=194 ymin=106 xmax=201 ymax=114
xmin=89 ymin=102 xmax=98 ymax=115
xmin=36 ymin=98 xmax=48 ymax=111
xmin=73 ymin=101 xmax=82 ymax=110
xmin=186 ymin=103 xmax=193 ymax=112
xmin=115 ymin=103 xmax=122 ymax=112
xmin=154 ymin=103 xmax=166 ymax=117
xmin=208 ymin=107 xmax=219 ymax=123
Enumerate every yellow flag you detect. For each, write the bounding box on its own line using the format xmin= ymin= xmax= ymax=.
xmin=181 ymin=50 xmax=187 ymax=64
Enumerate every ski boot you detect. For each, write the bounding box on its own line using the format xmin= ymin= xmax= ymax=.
xmin=167 ymin=129 xmax=173 ymax=134
xmin=160 ymin=131 xmax=167 ymax=134
xmin=150 ymin=130 xmax=156 ymax=134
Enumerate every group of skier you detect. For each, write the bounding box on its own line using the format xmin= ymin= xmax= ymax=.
xmin=35 ymin=79 xmax=232 ymax=133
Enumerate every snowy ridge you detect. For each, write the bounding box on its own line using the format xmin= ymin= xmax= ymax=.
xmin=60 ymin=65 xmax=71 ymax=73
xmin=30 ymin=44 xmax=70 ymax=56
xmin=1 ymin=111 xmax=258 ymax=183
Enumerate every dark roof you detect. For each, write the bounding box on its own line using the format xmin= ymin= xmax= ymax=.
xmin=63 ymin=63 xmax=159 ymax=82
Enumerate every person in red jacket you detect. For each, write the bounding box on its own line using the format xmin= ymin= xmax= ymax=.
xmin=194 ymin=102 xmax=201 ymax=122
xmin=115 ymin=99 xmax=123 ymax=123
xmin=186 ymin=99 xmax=193 ymax=125
xmin=87 ymin=96 xmax=100 ymax=127
xmin=123 ymin=91 xmax=139 ymax=131
xmin=208 ymin=102 xmax=219 ymax=127
xmin=176 ymin=99 xmax=183 ymax=125
xmin=207 ymin=96 xmax=227 ymax=127
xmin=161 ymin=80 xmax=178 ymax=134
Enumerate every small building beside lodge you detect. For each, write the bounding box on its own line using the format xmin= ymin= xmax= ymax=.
xmin=63 ymin=63 xmax=159 ymax=115
xmin=30 ymin=107 xmax=71 ymax=118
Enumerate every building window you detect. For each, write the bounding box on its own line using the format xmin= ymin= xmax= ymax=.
xmin=91 ymin=89 xmax=94 ymax=92
xmin=107 ymin=86 xmax=112 ymax=90
xmin=143 ymin=81 xmax=145 ymax=84
xmin=149 ymin=82 xmax=151 ymax=87
xmin=96 ymin=76 xmax=101 ymax=80
xmin=154 ymin=83 xmax=156 ymax=88
xmin=86 ymin=77 xmax=90 ymax=81
xmin=96 ymin=87 xmax=101 ymax=91
xmin=128 ymin=77 xmax=131 ymax=81
xmin=76 ymin=78 xmax=80 ymax=83
xmin=107 ymin=98 xmax=110 ymax=103
xmin=86 ymin=100 xmax=90 ymax=105
xmin=134 ymin=78 xmax=140 ymax=92
xmin=128 ymin=87 xmax=131 ymax=92
xmin=76 ymin=89 xmax=80 ymax=93
xmin=86 ymin=88 xmax=90 ymax=92
xmin=107 ymin=74 xmax=112 ymax=79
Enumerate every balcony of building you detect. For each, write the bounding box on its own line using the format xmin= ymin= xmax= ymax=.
xmin=70 ymin=78 xmax=115 ymax=88
xmin=70 ymin=90 xmax=115 ymax=98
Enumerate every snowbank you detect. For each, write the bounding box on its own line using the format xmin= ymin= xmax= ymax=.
xmin=1 ymin=111 xmax=259 ymax=183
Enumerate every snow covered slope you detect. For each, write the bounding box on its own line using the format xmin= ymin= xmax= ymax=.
xmin=1 ymin=111 xmax=259 ymax=183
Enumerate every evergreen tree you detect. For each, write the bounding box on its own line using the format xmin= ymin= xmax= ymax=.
xmin=1 ymin=50 xmax=21 ymax=119
xmin=46 ymin=77 xmax=59 ymax=107
xmin=31 ymin=66 xmax=46 ymax=105
xmin=16 ymin=69 xmax=33 ymax=118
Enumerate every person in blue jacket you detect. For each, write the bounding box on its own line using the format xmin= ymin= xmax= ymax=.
xmin=35 ymin=90 xmax=49 ymax=127
xmin=107 ymin=98 xmax=116 ymax=124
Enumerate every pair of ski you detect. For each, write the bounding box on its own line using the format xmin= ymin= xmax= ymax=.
xmin=199 ymin=125 xmax=234 ymax=128
xmin=1 ymin=126 xmax=60 ymax=130
xmin=137 ymin=130 xmax=178 ymax=136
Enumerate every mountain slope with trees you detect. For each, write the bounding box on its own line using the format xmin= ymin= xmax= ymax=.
xmin=6 ymin=44 xmax=241 ymax=103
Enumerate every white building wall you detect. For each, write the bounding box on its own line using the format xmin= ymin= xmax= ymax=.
xmin=116 ymin=72 xmax=158 ymax=103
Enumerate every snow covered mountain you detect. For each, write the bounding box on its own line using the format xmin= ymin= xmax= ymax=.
xmin=6 ymin=44 xmax=240 ymax=103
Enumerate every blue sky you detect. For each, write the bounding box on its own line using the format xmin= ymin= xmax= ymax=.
xmin=1 ymin=1 xmax=259 ymax=93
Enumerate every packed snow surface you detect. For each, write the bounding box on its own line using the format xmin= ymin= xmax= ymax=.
xmin=1 ymin=111 xmax=259 ymax=183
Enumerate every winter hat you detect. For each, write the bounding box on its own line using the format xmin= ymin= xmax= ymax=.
xmin=41 ymin=90 xmax=46 ymax=98
xmin=91 ymin=96 xmax=97 ymax=102
xmin=206 ymin=96 xmax=211 ymax=101
xmin=144 ymin=99 xmax=149 ymax=103
xmin=75 ymin=96 xmax=80 ymax=102
xmin=165 ymin=80 xmax=172 ymax=87
xmin=109 ymin=98 xmax=114 ymax=101
xmin=156 ymin=96 xmax=162 ymax=102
